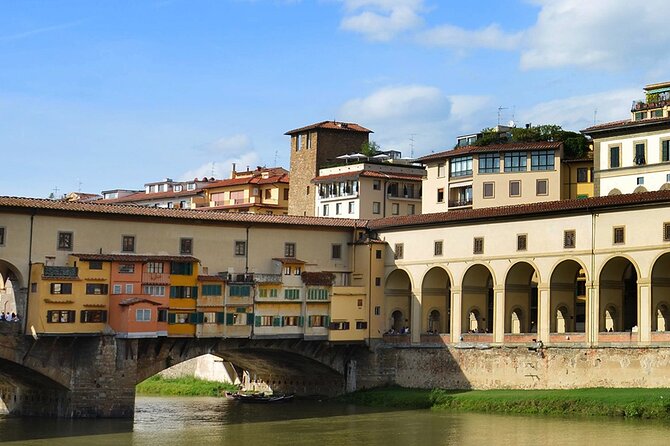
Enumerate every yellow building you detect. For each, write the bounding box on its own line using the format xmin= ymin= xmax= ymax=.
xmin=167 ymin=258 xmax=199 ymax=337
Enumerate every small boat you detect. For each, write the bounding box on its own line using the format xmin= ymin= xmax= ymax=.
xmin=225 ymin=392 xmax=294 ymax=403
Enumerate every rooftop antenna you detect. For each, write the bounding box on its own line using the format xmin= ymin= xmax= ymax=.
xmin=593 ymin=108 xmax=598 ymax=125
xmin=274 ymin=149 xmax=278 ymax=167
xmin=77 ymin=179 xmax=82 ymax=193
xmin=52 ymin=186 xmax=60 ymax=199
xmin=211 ymin=162 xmax=216 ymax=178
xmin=497 ymin=106 xmax=508 ymax=126
xmin=409 ymin=134 xmax=416 ymax=158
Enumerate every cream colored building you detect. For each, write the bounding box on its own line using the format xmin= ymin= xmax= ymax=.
xmin=419 ymin=141 xmax=574 ymax=213
xmin=313 ymin=161 xmax=425 ymax=219
xmin=583 ymin=81 xmax=670 ymax=196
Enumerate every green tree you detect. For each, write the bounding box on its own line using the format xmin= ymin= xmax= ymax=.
xmin=360 ymin=141 xmax=381 ymax=157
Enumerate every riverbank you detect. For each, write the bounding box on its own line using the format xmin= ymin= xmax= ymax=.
xmin=337 ymin=387 xmax=670 ymax=419
xmin=136 ymin=376 xmax=238 ymax=396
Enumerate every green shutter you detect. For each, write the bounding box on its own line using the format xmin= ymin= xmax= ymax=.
xmin=69 ymin=310 xmax=76 ymax=322
xmin=170 ymin=287 xmax=176 ymax=298
xmin=242 ymin=286 xmax=250 ymax=297
xmin=102 ymin=311 xmax=108 ymax=323
xmin=196 ymin=312 xmax=204 ymax=323
xmin=192 ymin=286 xmax=198 ymax=298
xmin=216 ymin=312 xmax=225 ymax=324
xmin=168 ymin=312 xmax=176 ymax=324
xmin=236 ymin=307 xmax=246 ymax=313
xmin=226 ymin=313 xmax=235 ymax=324
xmin=247 ymin=313 xmax=254 ymax=325
xmin=325 ymin=316 xmax=330 ymax=327
xmin=298 ymin=316 xmax=304 ymax=327
xmin=273 ymin=316 xmax=281 ymax=327
xmin=188 ymin=313 xmax=198 ymax=323
xmin=255 ymin=315 xmax=261 ymax=326
xmin=308 ymin=316 xmax=312 ymax=327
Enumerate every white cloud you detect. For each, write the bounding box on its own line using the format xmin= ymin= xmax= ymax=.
xmin=339 ymin=0 xmax=424 ymax=42
xmin=180 ymin=134 xmax=260 ymax=180
xmin=517 ymin=87 xmax=639 ymax=131
xmin=520 ymin=0 xmax=670 ymax=70
xmin=418 ymin=23 xmax=522 ymax=50
xmin=340 ymin=84 xmax=446 ymax=120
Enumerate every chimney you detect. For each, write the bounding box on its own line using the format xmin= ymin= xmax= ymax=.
xmin=231 ymin=163 xmax=236 ymax=179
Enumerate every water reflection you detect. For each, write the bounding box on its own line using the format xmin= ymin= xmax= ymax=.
xmin=0 ymin=396 xmax=669 ymax=445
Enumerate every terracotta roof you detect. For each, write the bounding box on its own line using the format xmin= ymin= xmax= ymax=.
xmin=198 ymin=275 xmax=226 ymax=282
xmin=368 ymin=189 xmax=670 ymax=230
xmin=202 ymin=172 xmax=289 ymax=190
xmin=272 ymin=257 xmax=306 ymax=264
xmin=418 ymin=141 xmax=563 ymax=163
xmin=119 ymin=297 xmax=163 ymax=306
xmin=73 ymin=253 xmax=199 ymax=263
xmin=313 ymin=170 xmax=425 ymax=183
xmin=195 ymin=203 xmax=286 ymax=212
xmin=582 ymin=116 xmax=670 ymax=134
xmin=0 ymin=196 xmax=367 ymax=228
xmin=285 ymin=121 xmax=372 ymax=135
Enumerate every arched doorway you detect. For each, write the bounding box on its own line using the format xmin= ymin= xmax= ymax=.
xmin=504 ymin=262 xmax=538 ymax=335
xmin=0 ymin=260 xmax=23 ymax=317
xmin=549 ymin=260 xmax=587 ymax=336
xmin=651 ymin=252 xmax=670 ymax=335
xmin=599 ymin=257 xmax=638 ymax=336
xmin=461 ymin=264 xmax=493 ymax=335
xmin=421 ymin=267 xmax=451 ymax=335
xmin=385 ymin=269 xmax=412 ymax=334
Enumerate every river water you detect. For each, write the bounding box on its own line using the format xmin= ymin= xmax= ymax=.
xmin=0 ymin=396 xmax=669 ymax=445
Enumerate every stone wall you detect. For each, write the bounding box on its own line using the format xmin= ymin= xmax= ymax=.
xmin=355 ymin=344 xmax=670 ymax=390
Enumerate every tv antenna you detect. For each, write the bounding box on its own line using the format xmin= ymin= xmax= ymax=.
xmin=210 ymin=162 xmax=216 ymax=178
xmin=497 ymin=106 xmax=508 ymax=126
xmin=593 ymin=108 xmax=598 ymax=125
xmin=274 ymin=149 xmax=278 ymax=166
xmin=77 ymin=179 xmax=82 ymax=192
xmin=409 ymin=134 xmax=416 ymax=158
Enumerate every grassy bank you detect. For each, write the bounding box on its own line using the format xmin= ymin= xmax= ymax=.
xmin=337 ymin=387 xmax=670 ymax=419
xmin=136 ymin=375 xmax=239 ymax=397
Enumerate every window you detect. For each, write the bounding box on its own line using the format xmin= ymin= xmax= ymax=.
xmin=652 ymin=109 xmax=664 ymax=118
xmin=170 ymin=262 xmax=193 ymax=275
xmin=113 ymin=284 xmax=122 ymax=294
xmin=122 ymin=235 xmax=135 ymax=253
xmin=336 ymin=203 xmax=342 ymax=215
xmin=229 ymin=285 xmax=251 ymax=297
xmin=663 ymin=140 xmax=670 ymax=162
xmin=174 ymin=185 xmax=183 ymax=192
xmin=235 ymin=241 xmax=246 ymax=256
xmin=202 ymin=312 xmax=218 ymax=324
xmin=307 ymin=288 xmax=329 ymax=300
xmin=437 ymin=188 xmax=444 ymax=203
xmin=610 ymin=146 xmax=620 ymax=168
xmin=50 ymin=283 xmax=72 ymax=294
xmin=118 ymin=264 xmax=135 ymax=273
xmin=434 ymin=240 xmax=443 ymax=256
xmin=201 ymin=284 xmax=222 ymax=296
xmin=613 ymin=226 xmax=625 ymax=244
xmin=664 ymin=223 xmax=670 ymax=241
xmin=147 ymin=262 xmax=164 ymax=273
xmin=407 ymin=204 xmax=415 ymax=215
xmin=257 ymin=315 xmax=274 ymax=326
xmin=450 ymin=155 xmax=473 ymax=177
xmin=635 ymin=111 xmax=647 ymax=120
xmin=332 ymin=244 xmax=342 ymax=259
xmin=634 ymin=142 xmax=646 ymax=165
xmin=283 ymin=266 xmax=291 ymax=275
xmin=294 ymin=266 xmax=302 ymax=275
xmin=284 ymin=189 xmax=290 ymax=200
xmin=307 ymin=132 xmax=312 ymax=149
xmin=372 ymin=201 xmax=381 ymax=214
xmin=577 ymin=168 xmax=589 ymax=183
xmin=504 ymin=152 xmax=527 ymax=172
xmin=171 ymin=312 xmax=191 ymax=324
xmin=180 ymin=238 xmax=193 ymax=255
xmin=57 ymin=231 xmax=73 ymax=250
xmin=264 ymin=189 xmax=272 ymax=200
xmin=170 ymin=286 xmax=197 ymax=298
xmin=356 ymin=321 xmax=368 ymax=330
xmin=309 ymin=315 xmax=327 ymax=327
xmin=31 ymin=283 xmax=37 ymax=293
xmin=483 ymin=182 xmax=494 ymax=198
xmin=478 ymin=153 xmax=499 ymax=173
xmin=373 ymin=180 xmax=381 ymax=190
xmin=284 ymin=289 xmax=300 ymax=300
xmin=437 ymin=163 xmax=446 ymax=178
xmin=473 ymin=237 xmax=484 ymax=254
xmin=125 ymin=284 xmax=133 ymax=294
xmin=564 ymin=230 xmax=576 ymax=248
xmin=135 ymin=309 xmax=151 ymax=322
xmin=47 ymin=310 xmax=75 ymax=323
xmin=394 ymin=243 xmax=404 ymax=260
xmin=391 ymin=203 xmax=399 ymax=215
xmin=282 ymin=316 xmax=300 ymax=327
xmin=348 ymin=201 xmax=355 ymax=214
xmin=89 ymin=261 xmax=103 ymax=270
xmin=375 ymin=249 xmax=382 ymax=259
xmin=81 ymin=310 xmax=107 ymax=323
xmin=374 ymin=306 xmax=381 ymax=315
xmin=536 ymin=179 xmax=548 ymax=196
xmin=284 ymin=242 xmax=296 ymax=258
xmin=143 ymin=285 xmax=165 ymax=296
xmin=375 ymin=277 xmax=381 ymax=286
xmin=85 ymin=284 xmax=108 ymax=295
xmin=530 ymin=150 xmax=555 ymax=171
xmin=296 ymin=134 xmax=302 ymax=151
xmin=637 ymin=177 xmax=645 ymax=185
xmin=0 ymin=227 xmax=4 ymax=246
xmin=329 ymin=321 xmax=350 ymax=330
xmin=517 ymin=234 xmax=527 ymax=251
xmin=322 ymin=204 xmax=329 ymax=216
xmin=509 ymin=180 xmax=521 ymax=197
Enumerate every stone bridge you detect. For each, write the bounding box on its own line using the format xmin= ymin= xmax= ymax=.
xmin=0 ymin=325 xmax=366 ymax=417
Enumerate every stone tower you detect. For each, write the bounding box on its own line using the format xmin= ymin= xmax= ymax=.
xmin=285 ymin=121 xmax=372 ymax=216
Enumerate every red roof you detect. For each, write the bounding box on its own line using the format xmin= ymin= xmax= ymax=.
xmin=203 ymin=171 xmax=289 ymax=190
xmin=73 ymin=253 xmax=199 ymax=263
xmin=285 ymin=121 xmax=372 ymax=135
xmin=582 ymin=116 xmax=670 ymax=134
xmin=119 ymin=297 xmax=163 ymax=306
xmin=418 ymin=141 xmax=562 ymax=163
xmin=97 ymin=189 xmax=204 ymax=204
xmin=198 ymin=275 xmax=226 ymax=282
xmin=368 ymin=190 xmax=670 ymax=230
xmin=0 ymin=196 xmax=367 ymax=228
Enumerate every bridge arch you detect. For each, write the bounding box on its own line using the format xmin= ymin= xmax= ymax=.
xmin=0 ymin=259 xmax=24 ymax=317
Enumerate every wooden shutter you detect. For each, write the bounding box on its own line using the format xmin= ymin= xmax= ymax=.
xmin=168 ymin=312 xmax=176 ymax=324
xmin=247 ymin=313 xmax=254 ymax=325
xmin=226 ymin=313 xmax=235 ymax=324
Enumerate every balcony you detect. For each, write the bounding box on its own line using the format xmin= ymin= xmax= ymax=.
xmin=225 ymin=273 xmax=255 ymax=284
xmin=254 ymin=273 xmax=283 ymax=284
xmin=448 ymin=198 xmax=473 ymax=208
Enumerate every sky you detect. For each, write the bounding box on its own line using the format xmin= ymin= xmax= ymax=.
xmin=3 ymin=0 xmax=670 ymax=198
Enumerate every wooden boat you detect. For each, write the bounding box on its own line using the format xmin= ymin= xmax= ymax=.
xmin=225 ymin=392 xmax=294 ymax=403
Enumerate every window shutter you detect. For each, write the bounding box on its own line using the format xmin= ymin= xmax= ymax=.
xmin=298 ymin=316 xmax=304 ymax=327
xmin=255 ymin=315 xmax=261 ymax=326
xmin=308 ymin=316 xmax=313 ymax=327
xmin=247 ymin=313 xmax=254 ymax=325
xmin=195 ymin=312 xmax=204 ymax=323
xmin=188 ymin=313 xmax=198 ymax=323
xmin=168 ymin=312 xmax=176 ymax=324
xmin=102 ymin=311 xmax=108 ymax=323
xmin=170 ymin=287 xmax=177 ymax=298
xmin=191 ymin=286 xmax=198 ymax=298
xmin=216 ymin=312 xmax=225 ymax=324
xmin=226 ymin=313 xmax=235 ymax=324
xmin=69 ymin=310 xmax=76 ymax=322
xmin=273 ymin=316 xmax=281 ymax=327
xmin=325 ymin=316 xmax=330 ymax=327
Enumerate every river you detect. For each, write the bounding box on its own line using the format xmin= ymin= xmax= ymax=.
xmin=0 ymin=396 xmax=669 ymax=445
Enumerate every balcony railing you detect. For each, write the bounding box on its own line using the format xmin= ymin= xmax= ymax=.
xmin=448 ymin=199 xmax=473 ymax=208
xmin=386 ymin=192 xmax=421 ymax=200
xmin=254 ymin=273 xmax=283 ymax=284
xmin=632 ymin=97 xmax=670 ymax=112
xmin=224 ymin=273 xmax=255 ymax=283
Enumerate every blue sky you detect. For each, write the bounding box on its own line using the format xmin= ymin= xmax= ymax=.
xmin=3 ymin=0 xmax=670 ymax=198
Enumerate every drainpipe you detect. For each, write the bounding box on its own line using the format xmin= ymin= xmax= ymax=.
xmin=368 ymin=242 xmax=373 ymax=346
xmin=24 ymin=212 xmax=35 ymax=334
xmin=590 ymin=210 xmax=597 ymax=345
xmin=383 ymin=180 xmax=388 ymax=217
xmin=245 ymin=225 xmax=251 ymax=274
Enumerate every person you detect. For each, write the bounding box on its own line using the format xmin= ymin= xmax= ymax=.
xmin=0 ymin=312 xmax=4 ymax=321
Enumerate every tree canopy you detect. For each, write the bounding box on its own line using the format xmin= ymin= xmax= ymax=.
xmin=472 ymin=124 xmax=589 ymax=159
